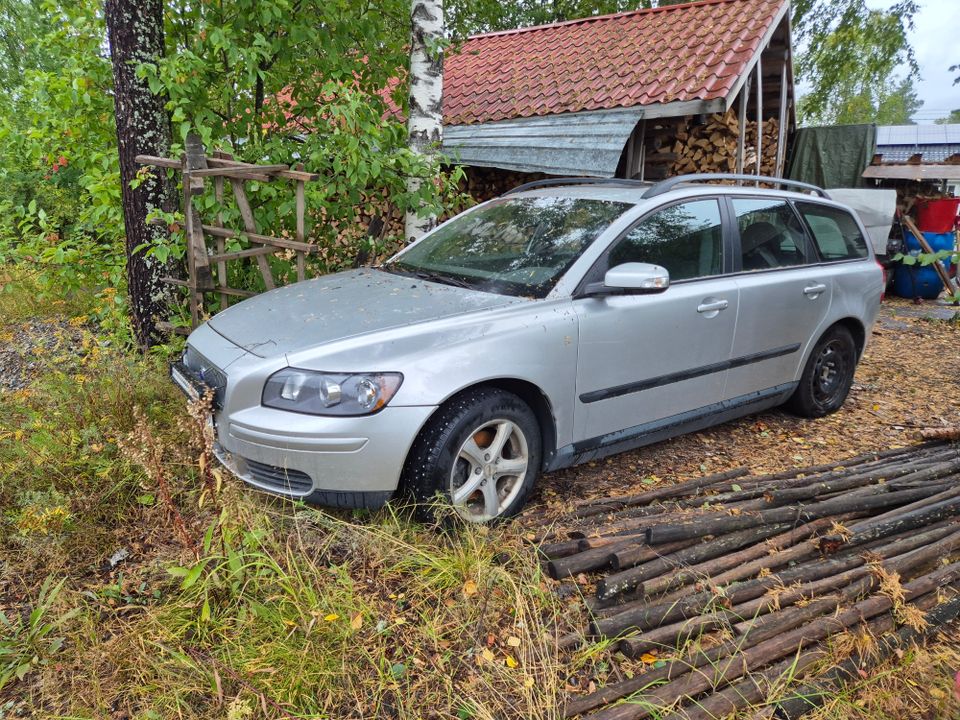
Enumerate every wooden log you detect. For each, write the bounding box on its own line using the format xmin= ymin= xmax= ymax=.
xmin=818 ymin=491 xmax=960 ymax=553
xmin=638 ymin=516 xmax=839 ymax=600
xmin=575 ymin=467 xmax=749 ymax=512
xmin=847 ymin=481 xmax=960 ymax=527
xmin=662 ymin=593 xmax=948 ymax=720
xmin=772 ymin=593 xmax=960 ymax=719
xmin=598 ymin=523 xmax=793 ymax=601
xmin=647 ymin=485 xmax=949 ymax=545
xmin=617 ymin=611 xmax=733 ymax=659
xmin=548 ymin=538 xmax=693 ymax=580
xmin=584 ymin=561 xmax=960 ymax=720
xmin=765 ymin=457 xmax=960 ymax=505
xmin=592 ymin=524 xmax=960 ymax=639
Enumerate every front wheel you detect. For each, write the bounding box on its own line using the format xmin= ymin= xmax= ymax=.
xmin=787 ymin=325 xmax=858 ymax=418
xmin=403 ymin=388 xmax=542 ymax=523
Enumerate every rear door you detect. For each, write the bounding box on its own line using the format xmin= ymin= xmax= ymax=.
xmin=726 ymin=196 xmax=831 ymax=400
xmin=573 ymin=198 xmax=739 ymax=443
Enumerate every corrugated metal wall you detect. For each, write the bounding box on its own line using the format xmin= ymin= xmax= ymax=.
xmin=442 ymin=108 xmax=645 ymax=177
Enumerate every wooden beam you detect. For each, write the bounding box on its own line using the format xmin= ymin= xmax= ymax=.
xmin=206 ymin=156 xmax=320 ymax=182
xmin=775 ymin=51 xmax=789 ymax=178
xmin=755 ymin=54 xmax=763 ymax=181
xmin=736 ymin=76 xmax=749 ymax=176
xmin=230 ymin=180 xmax=275 ymax=291
xmin=201 ymin=224 xmax=317 ymax=254
xmin=295 ymin=174 xmax=306 ymax=282
xmin=208 ymin=246 xmax=276 ymax=262
xmin=135 ymin=154 xmax=181 ymax=169
xmin=213 ymin=171 xmax=228 ymax=309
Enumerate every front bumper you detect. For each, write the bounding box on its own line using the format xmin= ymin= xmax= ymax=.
xmin=214 ymin=404 xmax=436 ymax=508
xmin=172 ymin=351 xmax=436 ymax=510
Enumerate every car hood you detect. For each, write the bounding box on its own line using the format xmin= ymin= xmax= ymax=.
xmin=205 ymin=268 xmax=523 ymax=358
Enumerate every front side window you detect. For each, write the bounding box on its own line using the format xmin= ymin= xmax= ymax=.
xmin=606 ymin=199 xmax=723 ymax=281
xmin=733 ymin=198 xmax=811 ymax=271
xmin=796 ymin=202 xmax=869 ymax=261
xmin=383 ymin=197 xmax=632 ymax=298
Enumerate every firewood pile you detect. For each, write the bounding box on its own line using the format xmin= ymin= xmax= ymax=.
xmin=536 ymin=441 xmax=960 ymax=719
xmin=665 ymin=110 xmax=780 ymax=178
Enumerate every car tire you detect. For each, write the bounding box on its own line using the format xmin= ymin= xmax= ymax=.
xmin=402 ymin=387 xmax=542 ymax=523
xmin=787 ymin=325 xmax=858 ymax=418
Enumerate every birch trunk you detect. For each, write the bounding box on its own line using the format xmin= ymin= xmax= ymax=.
xmin=105 ymin=0 xmax=178 ymax=347
xmin=405 ymin=0 xmax=443 ymax=242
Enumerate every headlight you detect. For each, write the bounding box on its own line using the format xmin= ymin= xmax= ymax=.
xmin=262 ymin=369 xmax=403 ymax=416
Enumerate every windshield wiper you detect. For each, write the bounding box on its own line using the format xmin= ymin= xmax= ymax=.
xmin=384 ymin=265 xmax=476 ymax=290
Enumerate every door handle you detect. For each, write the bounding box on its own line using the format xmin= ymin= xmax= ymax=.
xmin=697 ymin=299 xmax=729 ymax=313
xmin=803 ymin=283 xmax=827 ymax=296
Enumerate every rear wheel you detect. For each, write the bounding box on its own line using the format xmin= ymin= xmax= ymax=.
xmin=787 ymin=325 xmax=857 ymax=418
xmin=403 ymin=388 xmax=541 ymax=523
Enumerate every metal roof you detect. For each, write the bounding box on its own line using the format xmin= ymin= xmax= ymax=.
xmin=875 ymin=144 xmax=960 ymax=163
xmin=862 ymin=164 xmax=960 ymax=181
xmin=443 ymin=0 xmax=789 ymax=126
xmin=876 ymin=124 xmax=960 ymax=146
xmin=442 ymin=107 xmax=645 ymax=177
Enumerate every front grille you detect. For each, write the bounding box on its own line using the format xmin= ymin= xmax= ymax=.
xmin=245 ymin=459 xmax=314 ymax=494
xmin=182 ymin=347 xmax=227 ymax=408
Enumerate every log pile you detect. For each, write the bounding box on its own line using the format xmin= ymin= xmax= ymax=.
xmin=537 ymin=441 xmax=960 ymax=719
xmin=666 ymin=110 xmax=780 ymax=178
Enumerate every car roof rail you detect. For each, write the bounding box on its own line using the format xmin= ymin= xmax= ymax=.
xmin=641 ymin=173 xmax=830 ymax=199
xmin=503 ymin=177 xmax=652 ymax=195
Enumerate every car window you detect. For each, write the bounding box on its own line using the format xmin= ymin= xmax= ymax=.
xmin=383 ymin=197 xmax=632 ymax=298
xmin=606 ymin=199 xmax=723 ymax=281
xmin=795 ymin=202 xmax=869 ymax=261
xmin=733 ymin=198 xmax=811 ymax=271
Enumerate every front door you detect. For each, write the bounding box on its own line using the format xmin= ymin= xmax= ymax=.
xmin=573 ymin=198 xmax=739 ymax=444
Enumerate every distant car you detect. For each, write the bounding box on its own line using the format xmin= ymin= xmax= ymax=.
xmin=172 ymin=174 xmax=884 ymax=523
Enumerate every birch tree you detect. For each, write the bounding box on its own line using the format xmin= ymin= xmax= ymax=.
xmin=105 ymin=0 xmax=177 ymax=346
xmin=406 ymin=0 xmax=444 ymax=242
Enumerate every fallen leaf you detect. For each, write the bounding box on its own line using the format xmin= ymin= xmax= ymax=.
xmin=463 ymin=580 xmax=478 ymax=597
xmin=507 ymin=635 xmax=522 ymax=648
xmin=324 ymin=613 xmax=339 ymax=622
xmin=640 ymin=652 xmax=658 ymax=664
xmin=350 ymin=613 xmax=363 ymax=630
xmin=481 ymin=648 xmax=495 ymax=663
xmin=505 ymin=654 xmax=518 ymax=668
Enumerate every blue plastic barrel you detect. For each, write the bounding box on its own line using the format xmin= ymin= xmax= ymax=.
xmin=893 ymin=230 xmax=956 ymax=299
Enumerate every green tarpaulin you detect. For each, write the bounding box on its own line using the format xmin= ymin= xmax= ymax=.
xmin=786 ymin=124 xmax=877 ymax=189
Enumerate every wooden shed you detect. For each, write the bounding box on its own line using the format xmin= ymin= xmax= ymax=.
xmin=440 ymin=0 xmax=796 ymax=197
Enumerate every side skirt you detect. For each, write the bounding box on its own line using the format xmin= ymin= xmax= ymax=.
xmin=544 ymin=382 xmax=798 ymax=472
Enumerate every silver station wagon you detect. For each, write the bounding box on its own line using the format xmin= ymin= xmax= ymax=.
xmin=173 ymin=174 xmax=884 ymax=522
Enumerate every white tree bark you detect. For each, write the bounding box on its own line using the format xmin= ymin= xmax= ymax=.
xmin=405 ymin=0 xmax=444 ymax=242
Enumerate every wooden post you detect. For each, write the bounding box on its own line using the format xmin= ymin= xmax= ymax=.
xmin=736 ymin=76 xmax=749 ymax=177
xmin=775 ymin=52 xmax=789 ymax=178
xmin=755 ymin=55 xmax=763 ymax=181
xmin=181 ymin=155 xmax=199 ymax=328
xmin=295 ymin=173 xmax=306 ymax=282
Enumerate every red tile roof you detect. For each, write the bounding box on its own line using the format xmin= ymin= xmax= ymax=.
xmin=443 ymin=0 xmax=787 ymax=126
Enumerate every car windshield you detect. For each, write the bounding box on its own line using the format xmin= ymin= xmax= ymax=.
xmin=382 ymin=196 xmax=632 ymax=297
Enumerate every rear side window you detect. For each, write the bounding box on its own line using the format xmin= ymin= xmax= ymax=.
xmin=796 ymin=202 xmax=869 ymax=261
xmin=733 ymin=198 xmax=812 ymax=271
xmin=607 ymin=199 xmax=723 ymax=281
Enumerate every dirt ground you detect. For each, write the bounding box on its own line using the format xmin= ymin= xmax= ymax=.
xmin=529 ymin=297 xmax=960 ymax=513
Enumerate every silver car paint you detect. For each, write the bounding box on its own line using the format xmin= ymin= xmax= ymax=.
xmin=182 ymin=184 xmax=884 ymax=506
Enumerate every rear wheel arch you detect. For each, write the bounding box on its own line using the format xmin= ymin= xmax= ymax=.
xmin=833 ymin=317 xmax=866 ymax=359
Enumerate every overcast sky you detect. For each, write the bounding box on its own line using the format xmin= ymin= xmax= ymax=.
xmin=863 ymin=0 xmax=960 ymax=123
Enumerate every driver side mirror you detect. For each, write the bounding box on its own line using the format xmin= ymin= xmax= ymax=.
xmin=579 ymin=262 xmax=670 ymax=298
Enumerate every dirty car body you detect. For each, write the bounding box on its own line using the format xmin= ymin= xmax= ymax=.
xmin=173 ymin=177 xmax=884 ymax=521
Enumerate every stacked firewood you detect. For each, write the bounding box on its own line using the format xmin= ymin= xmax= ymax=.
xmin=667 ymin=110 xmax=780 ymax=177
xmin=534 ymin=442 xmax=960 ymax=719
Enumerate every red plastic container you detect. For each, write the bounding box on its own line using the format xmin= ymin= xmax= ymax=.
xmin=915 ymin=198 xmax=960 ymax=233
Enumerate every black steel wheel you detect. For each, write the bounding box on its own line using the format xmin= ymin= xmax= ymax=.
xmin=787 ymin=325 xmax=858 ymax=418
